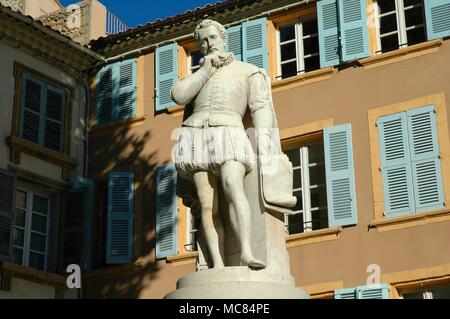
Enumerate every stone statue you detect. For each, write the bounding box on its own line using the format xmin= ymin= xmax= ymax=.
xmin=171 ymin=19 xmax=296 ymax=271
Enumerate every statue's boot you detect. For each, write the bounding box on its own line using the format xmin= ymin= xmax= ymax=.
xmin=242 ymin=255 xmax=266 ymax=269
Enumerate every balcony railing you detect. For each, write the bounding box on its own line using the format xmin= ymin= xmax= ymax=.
xmin=106 ymin=10 xmax=129 ymax=36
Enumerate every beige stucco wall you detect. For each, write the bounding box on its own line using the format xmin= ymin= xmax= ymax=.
xmin=23 ymin=0 xmax=61 ymax=18
xmin=90 ymin=0 xmax=107 ymax=41
xmin=0 ymin=41 xmax=87 ymax=181
xmin=0 ymin=278 xmax=55 ymax=299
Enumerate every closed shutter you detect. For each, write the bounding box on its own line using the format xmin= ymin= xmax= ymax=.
xmin=424 ymin=0 xmax=450 ymax=40
xmin=20 ymin=75 xmax=43 ymax=144
xmin=96 ymin=65 xmax=114 ymax=125
xmin=0 ymin=170 xmax=15 ymax=261
xmin=116 ymin=60 xmax=137 ymax=120
xmin=378 ymin=113 xmax=416 ymax=217
xmin=358 ymin=284 xmax=390 ymax=299
xmin=155 ymin=43 xmax=178 ymax=111
xmin=338 ymin=0 xmax=369 ymax=61
xmin=155 ymin=163 xmax=178 ymax=259
xmin=335 ymin=287 xmax=357 ymax=299
xmin=318 ymin=0 xmax=341 ymax=67
xmin=107 ymin=172 xmax=134 ymax=264
xmin=407 ymin=105 xmax=444 ymax=212
xmin=226 ymin=24 xmax=243 ymax=61
xmin=44 ymin=85 xmax=66 ymax=152
xmin=242 ymin=17 xmax=268 ymax=70
xmin=324 ymin=124 xmax=358 ymax=227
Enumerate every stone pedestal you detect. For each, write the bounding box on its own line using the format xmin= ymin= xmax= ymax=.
xmin=165 ymin=267 xmax=309 ymax=299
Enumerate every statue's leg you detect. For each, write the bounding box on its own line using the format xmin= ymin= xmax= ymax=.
xmin=193 ymin=171 xmax=225 ymax=268
xmin=220 ymin=161 xmax=265 ymax=269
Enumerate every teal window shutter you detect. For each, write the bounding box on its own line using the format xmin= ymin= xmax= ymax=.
xmin=242 ymin=17 xmax=268 ymax=70
xmin=407 ymin=105 xmax=444 ymax=212
xmin=44 ymin=85 xmax=66 ymax=152
xmin=107 ymin=172 xmax=134 ymax=264
xmin=155 ymin=43 xmax=178 ymax=111
xmin=378 ymin=113 xmax=416 ymax=217
xmin=226 ymin=24 xmax=243 ymax=61
xmin=357 ymin=284 xmax=390 ymax=299
xmin=338 ymin=0 xmax=370 ymax=62
xmin=116 ymin=60 xmax=137 ymax=121
xmin=20 ymin=75 xmax=43 ymax=145
xmin=424 ymin=0 xmax=450 ymax=40
xmin=335 ymin=287 xmax=357 ymax=299
xmin=324 ymin=124 xmax=358 ymax=227
xmin=95 ymin=64 xmax=114 ymax=125
xmin=155 ymin=163 xmax=178 ymax=259
xmin=318 ymin=0 xmax=341 ymax=67
xmin=0 ymin=169 xmax=16 ymax=261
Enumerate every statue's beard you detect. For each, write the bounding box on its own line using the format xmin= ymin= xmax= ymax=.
xmin=200 ymin=52 xmax=235 ymax=68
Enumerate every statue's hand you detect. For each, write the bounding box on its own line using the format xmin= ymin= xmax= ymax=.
xmin=201 ymin=54 xmax=219 ymax=77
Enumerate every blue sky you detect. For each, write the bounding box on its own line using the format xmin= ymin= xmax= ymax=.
xmin=60 ymin=0 xmax=218 ymax=28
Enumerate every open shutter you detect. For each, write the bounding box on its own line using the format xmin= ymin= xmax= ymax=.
xmin=116 ymin=59 xmax=137 ymax=121
xmin=324 ymin=124 xmax=358 ymax=227
xmin=318 ymin=0 xmax=341 ymax=67
xmin=226 ymin=24 xmax=243 ymax=61
xmin=242 ymin=17 xmax=268 ymax=70
xmin=44 ymin=85 xmax=65 ymax=152
xmin=155 ymin=163 xmax=178 ymax=259
xmin=107 ymin=172 xmax=134 ymax=264
xmin=338 ymin=0 xmax=369 ymax=62
xmin=407 ymin=105 xmax=444 ymax=212
xmin=62 ymin=189 xmax=87 ymax=270
xmin=335 ymin=287 xmax=356 ymax=299
xmin=96 ymin=65 xmax=114 ymax=125
xmin=20 ymin=75 xmax=43 ymax=144
xmin=155 ymin=43 xmax=178 ymax=111
xmin=378 ymin=113 xmax=415 ymax=217
xmin=0 ymin=170 xmax=15 ymax=261
xmin=424 ymin=0 xmax=450 ymax=40
xmin=358 ymin=284 xmax=390 ymax=299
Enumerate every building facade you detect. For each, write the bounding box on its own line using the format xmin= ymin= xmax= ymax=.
xmin=1 ymin=0 xmax=450 ymax=299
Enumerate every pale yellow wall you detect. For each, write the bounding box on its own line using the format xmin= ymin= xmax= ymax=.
xmin=90 ymin=0 xmax=107 ymax=41
xmin=0 ymin=278 xmax=55 ymax=299
xmin=0 ymin=41 xmax=87 ymax=181
xmin=23 ymin=0 xmax=62 ymax=18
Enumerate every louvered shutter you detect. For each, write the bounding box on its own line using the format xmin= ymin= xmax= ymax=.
xmin=358 ymin=284 xmax=390 ymax=299
xmin=62 ymin=190 xmax=87 ymax=269
xmin=44 ymin=85 xmax=65 ymax=152
xmin=318 ymin=0 xmax=341 ymax=67
xmin=226 ymin=24 xmax=243 ymax=61
xmin=155 ymin=43 xmax=178 ymax=111
xmin=116 ymin=60 xmax=137 ymax=120
xmin=335 ymin=287 xmax=357 ymax=299
xmin=424 ymin=0 xmax=450 ymax=40
xmin=155 ymin=163 xmax=178 ymax=259
xmin=242 ymin=18 xmax=268 ymax=70
xmin=0 ymin=170 xmax=15 ymax=261
xmin=338 ymin=0 xmax=369 ymax=61
xmin=107 ymin=172 xmax=134 ymax=264
xmin=378 ymin=113 xmax=415 ymax=217
xmin=20 ymin=75 xmax=43 ymax=144
xmin=324 ymin=124 xmax=358 ymax=227
xmin=407 ymin=106 xmax=444 ymax=212
xmin=96 ymin=65 xmax=114 ymax=125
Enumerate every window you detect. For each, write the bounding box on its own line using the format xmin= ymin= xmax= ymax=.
xmin=12 ymin=190 xmax=49 ymax=271
xmin=284 ymin=140 xmax=328 ymax=234
xmin=20 ymin=74 xmax=66 ymax=152
xmin=401 ymin=285 xmax=450 ymax=299
xmin=185 ymin=207 xmax=200 ymax=252
xmin=376 ymin=0 xmax=427 ymax=53
xmin=335 ymin=284 xmax=390 ymax=299
xmin=189 ymin=50 xmax=202 ymax=74
xmin=95 ymin=59 xmax=137 ymax=125
xmin=278 ymin=17 xmax=320 ymax=79
xmin=377 ymin=105 xmax=444 ymax=217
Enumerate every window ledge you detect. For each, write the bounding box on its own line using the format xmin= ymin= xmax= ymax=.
xmin=6 ymin=135 xmax=78 ymax=181
xmin=1 ymin=261 xmax=66 ymax=288
xmin=272 ymin=67 xmax=334 ymax=93
xmin=83 ymin=260 xmax=145 ymax=282
xmin=89 ymin=115 xmax=147 ymax=137
xmin=370 ymin=208 xmax=450 ymax=232
xmin=166 ymin=251 xmax=198 ymax=267
xmin=360 ymin=39 xmax=442 ymax=70
xmin=286 ymin=227 xmax=342 ymax=248
xmin=167 ymin=105 xmax=185 ymax=117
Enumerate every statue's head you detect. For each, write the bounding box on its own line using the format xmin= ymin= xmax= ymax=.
xmin=194 ymin=19 xmax=227 ymax=56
